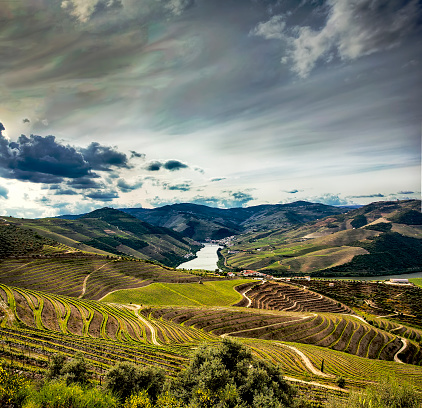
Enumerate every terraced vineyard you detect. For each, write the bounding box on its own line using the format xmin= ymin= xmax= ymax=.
xmin=247 ymin=281 xmax=354 ymax=314
xmin=0 ymin=257 xmax=199 ymax=300
xmin=142 ymin=305 xmax=422 ymax=364
xmin=289 ymin=278 xmax=422 ymax=328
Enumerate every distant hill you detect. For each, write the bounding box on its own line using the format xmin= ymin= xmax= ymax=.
xmin=221 ymin=200 xmax=422 ymax=276
xmin=121 ymin=201 xmax=350 ymax=241
xmin=7 ymin=208 xmax=201 ymax=267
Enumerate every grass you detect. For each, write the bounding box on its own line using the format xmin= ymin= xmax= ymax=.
xmin=102 ymin=279 xmax=254 ymax=306
xmin=410 ymin=278 xmax=422 ymax=288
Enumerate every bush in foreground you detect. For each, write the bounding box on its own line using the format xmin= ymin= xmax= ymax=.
xmin=22 ymin=380 xmax=119 ymax=408
xmin=326 ymin=377 xmax=420 ymax=408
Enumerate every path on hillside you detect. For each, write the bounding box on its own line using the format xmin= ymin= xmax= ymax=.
xmin=220 ymin=314 xmax=313 ymax=338
xmin=342 ymin=314 xmax=367 ymax=324
xmin=127 ymin=304 xmax=160 ymax=346
xmin=394 ymin=337 xmax=408 ymax=364
xmin=277 ymin=343 xmax=334 ymax=378
xmin=79 ymin=262 xmax=110 ymax=299
xmin=244 ymin=280 xmax=264 ymax=308
xmin=284 ymin=376 xmax=349 ymax=393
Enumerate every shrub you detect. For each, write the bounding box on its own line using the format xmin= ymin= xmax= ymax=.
xmin=0 ymin=364 xmax=30 ymax=407
xmin=105 ymin=362 xmax=165 ymax=402
xmin=46 ymin=352 xmax=90 ymax=385
xmin=168 ymin=338 xmax=296 ymax=408
xmin=326 ymin=377 xmax=419 ymax=408
xmin=336 ymin=376 xmax=346 ymax=388
xmin=22 ymin=380 xmax=119 ymax=408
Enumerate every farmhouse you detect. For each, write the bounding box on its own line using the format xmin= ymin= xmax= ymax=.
xmin=389 ymin=278 xmax=409 ymax=284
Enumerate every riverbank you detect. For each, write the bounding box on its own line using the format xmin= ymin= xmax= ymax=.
xmin=177 ymin=243 xmax=222 ymax=271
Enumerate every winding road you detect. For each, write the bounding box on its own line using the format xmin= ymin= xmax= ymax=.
xmin=394 ymin=337 xmax=408 ymax=364
xmin=126 ymin=304 xmax=160 ymax=346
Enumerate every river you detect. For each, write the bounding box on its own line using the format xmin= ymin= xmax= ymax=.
xmin=177 ymin=244 xmax=222 ymax=271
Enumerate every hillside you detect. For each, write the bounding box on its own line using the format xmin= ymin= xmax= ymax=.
xmin=120 ymin=201 xmax=350 ymax=241
xmin=7 ymin=208 xmax=201 ymax=267
xmin=221 ymin=200 xmax=422 ymax=276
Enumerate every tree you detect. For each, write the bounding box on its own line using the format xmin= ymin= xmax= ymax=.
xmin=168 ymin=338 xmax=296 ymax=408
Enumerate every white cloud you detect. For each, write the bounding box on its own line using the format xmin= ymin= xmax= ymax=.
xmin=253 ymin=0 xmax=421 ymax=77
xmin=249 ymin=15 xmax=286 ymax=40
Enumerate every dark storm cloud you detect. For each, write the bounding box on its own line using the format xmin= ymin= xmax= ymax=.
xmin=67 ymin=177 xmax=102 ymax=189
xmin=145 ymin=161 xmax=163 ymax=172
xmin=0 ymin=185 xmax=8 ymax=199
xmin=117 ymin=178 xmax=143 ymax=192
xmin=85 ymin=190 xmax=119 ymax=201
xmin=163 ymin=160 xmax=188 ymax=171
xmin=79 ymin=142 xmax=130 ymax=171
xmin=0 ymin=123 xmax=92 ymax=183
xmin=145 ymin=160 xmax=189 ymax=172
xmin=0 ymin=123 xmax=138 ymax=188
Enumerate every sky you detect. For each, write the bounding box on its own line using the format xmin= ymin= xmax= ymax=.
xmin=0 ymin=0 xmax=421 ymax=217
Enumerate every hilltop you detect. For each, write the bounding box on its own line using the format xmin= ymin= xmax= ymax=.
xmin=220 ymin=200 xmax=422 ymax=276
xmin=120 ymin=201 xmax=350 ymax=241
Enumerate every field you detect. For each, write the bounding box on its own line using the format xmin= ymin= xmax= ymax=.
xmin=102 ymin=279 xmax=254 ymax=306
xmin=410 ymin=278 xmax=422 ymax=288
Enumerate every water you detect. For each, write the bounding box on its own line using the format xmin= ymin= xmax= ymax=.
xmin=177 ymin=244 xmax=222 ymax=271
xmin=324 ymin=271 xmax=422 ymax=281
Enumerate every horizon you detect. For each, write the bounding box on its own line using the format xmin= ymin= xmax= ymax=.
xmin=0 ymin=0 xmax=421 ymax=218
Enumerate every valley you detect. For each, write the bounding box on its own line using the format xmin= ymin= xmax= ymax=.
xmin=0 ymin=199 xmax=421 ymax=406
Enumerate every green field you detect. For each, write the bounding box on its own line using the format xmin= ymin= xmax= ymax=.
xmin=410 ymin=278 xmax=422 ymax=288
xmin=102 ymin=279 xmax=254 ymax=306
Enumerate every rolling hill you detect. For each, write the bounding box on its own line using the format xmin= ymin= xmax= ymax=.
xmin=220 ymin=200 xmax=422 ymax=276
xmin=120 ymin=201 xmax=350 ymax=241
xmin=4 ymin=208 xmax=201 ymax=267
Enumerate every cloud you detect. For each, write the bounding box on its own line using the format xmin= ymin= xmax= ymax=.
xmin=147 ymin=189 xmax=255 ymax=208
xmin=163 ymin=159 xmax=188 ymax=171
xmin=0 ymin=185 xmax=8 ymax=199
xmin=0 ymin=124 xmax=138 ymax=193
xmin=117 ymin=178 xmax=144 ymax=192
xmin=61 ymin=0 xmax=123 ymax=23
xmin=85 ymin=190 xmax=119 ymax=201
xmin=0 ymin=124 xmax=92 ymax=183
xmin=79 ymin=142 xmax=130 ymax=171
xmin=145 ymin=161 xmax=163 ymax=172
xmin=349 ymin=193 xmax=385 ymax=198
xmin=249 ymin=15 xmax=286 ymax=40
xmin=162 ymin=181 xmax=192 ymax=191
xmin=308 ymin=193 xmax=351 ymax=206
xmin=164 ymin=0 xmax=194 ymax=16
xmin=396 ymin=191 xmax=415 ymax=195
xmin=54 ymin=188 xmax=78 ymax=195
xmin=130 ymin=151 xmax=145 ymax=159
xmin=253 ymin=0 xmax=422 ymax=77
xmin=210 ymin=177 xmax=226 ymax=182
xmin=67 ymin=177 xmax=102 ymax=189
xmin=22 ymin=118 xmax=30 ymax=123
xmin=145 ymin=159 xmax=189 ymax=172
xmin=285 ymin=189 xmax=299 ymax=194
